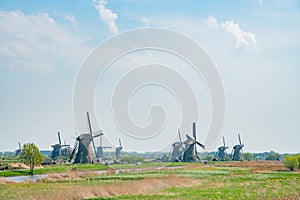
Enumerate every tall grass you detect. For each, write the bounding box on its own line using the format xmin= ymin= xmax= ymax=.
xmin=32 ymin=175 xmax=199 ymax=200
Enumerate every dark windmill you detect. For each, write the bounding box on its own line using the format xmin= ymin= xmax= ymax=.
xmin=61 ymin=141 xmax=72 ymax=157
xmin=51 ymin=132 xmax=70 ymax=160
xmin=15 ymin=142 xmax=22 ymax=156
xmin=182 ymin=122 xmax=205 ymax=162
xmin=96 ymin=134 xmax=112 ymax=160
xmin=213 ymin=136 xmax=229 ymax=161
xmin=69 ymin=112 xmax=103 ymax=163
xmin=231 ymin=133 xmax=244 ymax=161
xmin=115 ymin=139 xmax=123 ymax=160
xmin=170 ymin=129 xmax=183 ymax=162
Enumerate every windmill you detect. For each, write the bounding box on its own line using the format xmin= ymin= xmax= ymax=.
xmin=215 ymin=136 xmax=228 ymax=161
xmin=96 ymin=135 xmax=112 ymax=160
xmin=115 ymin=139 xmax=123 ymax=160
xmin=182 ymin=122 xmax=205 ymax=162
xmin=170 ymin=129 xmax=183 ymax=162
xmin=15 ymin=142 xmax=22 ymax=156
xmin=231 ymin=133 xmax=244 ymax=161
xmin=69 ymin=112 xmax=103 ymax=163
xmin=61 ymin=141 xmax=72 ymax=157
xmin=50 ymin=132 xmax=70 ymax=160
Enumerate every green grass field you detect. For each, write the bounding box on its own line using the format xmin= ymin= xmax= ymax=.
xmin=0 ymin=163 xmax=108 ymax=177
xmin=0 ymin=161 xmax=299 ymax=199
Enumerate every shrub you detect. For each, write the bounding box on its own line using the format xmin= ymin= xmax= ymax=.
xmin=120 ymin=155 xmax=144 ymax=164
xmin=283 ymin=155 xmax=299 ymax=171
xmin=294 ymin=154 xmax=300 ymax=169
xmin=243 ymin=153 xmax=253 ymax=161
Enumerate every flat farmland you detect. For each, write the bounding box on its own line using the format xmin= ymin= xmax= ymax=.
xmin=0 ymin=161 xmax=299 ymax=200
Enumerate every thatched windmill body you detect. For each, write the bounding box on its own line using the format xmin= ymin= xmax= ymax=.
xmin=182 ymin=122 xmax=205 ymax=162
xmin=69 ymin=112 xmax=103 ymax=163
xmin=216 ymin=136 xmax=228 ymax=160
xmin=232 ymin=133 xmax=244 ymax=161
xmin=170 ymin=129 xmax=183 ymax=162
xmin=115 ymin=139 xmax=123 ymax=160
xmin=51 ymin=132 xmax=70 ymax=160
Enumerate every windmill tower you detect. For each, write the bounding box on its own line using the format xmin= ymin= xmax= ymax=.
xmin=115 ymin=139 xmax=123 ymax=160
xmin=170 ymin=129 xmax=183 ymax=162
xmin=182 ymin=122 xmax=205 ymax=162
xmin=61 ymin=141 xmax=72 ymax=157
xmin=69 ymin=112 xmax=103 ymax=163
xmin=51 ymin=132 xmax=70 ymax=160
xmin=15 ymin=142 xmax=22 ymax=156
xmin=96 ymin=135 xmax=112 ymax=160
xmin=232 ymin=133 xmax=244 ymax=161
xmin=216 ymin=136 xmax=228 ymax=161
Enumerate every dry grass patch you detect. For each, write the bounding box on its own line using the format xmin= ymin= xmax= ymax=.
xmin=32 ymin=175 xmax=200 ymax=200
xmin=183 ymin=163 xmax=207 ymax=170
xmin=0 ymin=179 xmax=14 ymax=184
xmin=38 ymin=170 xmax=100 ymax=182
xmin=215 ymin=161 xmax=288 ymax=173
xmin=9 ymin=163 xmax=43 ymax=170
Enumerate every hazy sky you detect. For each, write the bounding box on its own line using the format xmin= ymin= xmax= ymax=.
xmin=0 ymin=0 xmax=299 ymax=153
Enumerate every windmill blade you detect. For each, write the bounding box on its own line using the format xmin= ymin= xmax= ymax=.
xmin=87 ymin=111 xmax=97 ymax=157
xmin=87 ymin=112 xmax=93 ymax=135
xmin=18 ymin=142 xmax=21 ymax=150
xmin=223 ymin=136 xmax=226 ymax=147
xmin=58 ymin=132 xmax=62 ymax=145
xmin=193 ymin=122 xmax=196 ymax=139
xmin=193 ymin=122 xmax=197 ymax=157
xmin=230 ymin=148 xmax=234 ymax=157
xmin=178 ymin=129 xmax=183 ymax=146
xmin=69 ymin=140 xmax=78 ymax=163
xmin=238 ymin=133 xmax=242 ymax=145
xmin=215 ymin=149 xmax=219 ymax=156
xmin=196 ymin=141 xmax=205 ymax=149
xmin=119 ymin=139 xmax=122 ymax=148
xmin=186 ymin=134 xmax=194 ymax=141
xmin=93 ymin=133 xmax=103 ymax=138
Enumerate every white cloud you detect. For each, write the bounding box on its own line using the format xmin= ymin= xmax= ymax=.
xmin=64 ymin=14 xmax=77 ymax=23
xmin=0 ymin=10 xmax=92 ymax=72
xmin=43 ymin=12 xmax=55 ymax=24
xmin=141 ymin=17 xmax=150 ymax=27
xmin=203 ymin=16 xmax=257 ymax=49
xmin=93 ymin=0 xmax=118 ymax=34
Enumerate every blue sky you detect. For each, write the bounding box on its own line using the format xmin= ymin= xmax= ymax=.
xmin=0 ymin=0 xmax=300 ymax=153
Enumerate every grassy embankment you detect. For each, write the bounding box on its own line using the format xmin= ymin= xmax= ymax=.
xmin=1 ymin=161 xmax=299 ymax=200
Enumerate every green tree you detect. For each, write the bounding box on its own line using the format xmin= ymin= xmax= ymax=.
xmin=265 ymin=151 xmax=280 ymax=160
xmin=20 ymin=143 xmax=43 ymax=175
xmin=295 ymin=154 xmax=300 ymax=169
xmin=120 ymin=155 xmax=144 ymax=164
xmin=244 ymin=152 xmax=253 ymax=161
xmin=283 ymin=155 xmax=299 ymax=171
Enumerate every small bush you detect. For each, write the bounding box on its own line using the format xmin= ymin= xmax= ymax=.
xmin=120 ymin=155 xmax=144 ymax=164
xmin=283 ymin=156 xmax=299 ymax=171
xmin=294 ymin=154 xmax=300 ymax=168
